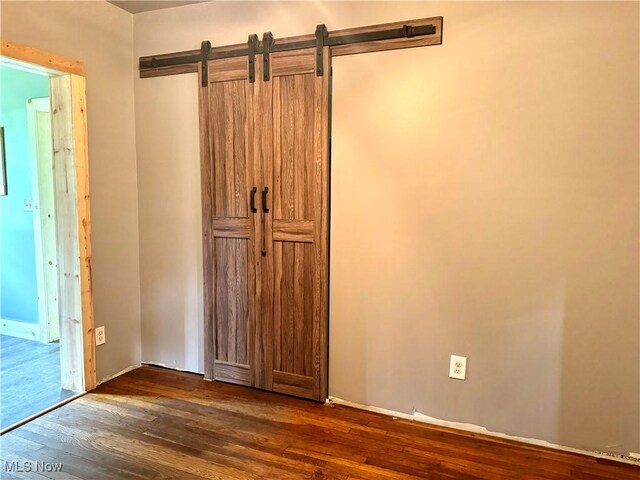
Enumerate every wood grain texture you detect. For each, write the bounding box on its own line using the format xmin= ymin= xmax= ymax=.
xmin=203 ymin=48 xmax=329 ymax=401
xmin=212 ymin=217 xmax=251 ymax=238
xmin=1 ymin=38 xmax=85 ymax=75
xmin=70 ymin=74 xmax=96 ymax=392
xmin=273 ymin=219 xmax=315 ymax=243
xmin=140 ymin=63 xmax=198 ymax=78
xmin=214 ymin=238 xmax=249 ymax=366
xmin=1 ymin=366 xmax=637 ymax=480
xmin=267 ymin=18 xmax=443 ymax=60
xmin=330 ymin=16 xmax=443 ymax=57
xmin=26 ymin=100 xmax=59 ymax=344
xmin=138 ymin=17 xmax=443 ymax=79
xmin=198 ymin=63 xmax=215 ymax=379
xmin=209 ymin=56 xmax=248 ymax=82
xmin=268 ymin=48 xmax=330 ymax=401
xmin=273 ymin=370 xmax=315 ymax=398
xmin=50 ymin=76 xmax=85 ymax=394
xmin=316 ymin=47 xmax=331 ymax=402
xmin=208 ymin=69 xmax=256 ymax=384
xmin=213 ymin=361 xmax=251 ymax=386
xmin=253 ymin=53 xmax=274 ymax=392
xmin=271 ymin=49 xmax=315 ymax=77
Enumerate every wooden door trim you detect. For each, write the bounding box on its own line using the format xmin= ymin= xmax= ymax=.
xmin=27 ymin=97 xmax=60 ymax=344
xmin=1 ymin=39 xmax=85 ymax=76
xmin=1 ymin=39 xmax=95 ymax=392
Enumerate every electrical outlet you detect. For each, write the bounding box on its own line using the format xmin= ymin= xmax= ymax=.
xmin=95 ymin=326 xmax=106 ymax=346
xmin=449 ymin=355 xmax=467 ymax=380
xmin=24 ymin=197 xmax=34 ymax=212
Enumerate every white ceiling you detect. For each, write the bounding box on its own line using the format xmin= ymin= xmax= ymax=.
xmin=108 ymin=1 xmax=208 ymax=14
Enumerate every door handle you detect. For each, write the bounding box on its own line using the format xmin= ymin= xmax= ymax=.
xmin=250 ymin=187 xmax=257 ymax=213
xmin=261 ymin=187 xmax=269 ymax=213
xmin=261 ymin=187 xmax=269 ymax=256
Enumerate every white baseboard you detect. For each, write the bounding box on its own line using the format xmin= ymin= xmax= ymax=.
xmin=141 ymin=360 xmax=204 ymax=375
xmin=329 ymin=396 xmax=640 ymax=466
xmin=0 ymin=318 xmax=40 ymax=341
xmin=96 ymin=364 xmax=140 ymax=386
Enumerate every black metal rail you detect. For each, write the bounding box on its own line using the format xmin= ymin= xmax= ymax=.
xmin=140 ymin=22 xmax=437 ymax=79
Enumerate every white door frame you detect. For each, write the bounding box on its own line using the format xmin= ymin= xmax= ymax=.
xmin=27 ymin=96 xmax=60 ymax=343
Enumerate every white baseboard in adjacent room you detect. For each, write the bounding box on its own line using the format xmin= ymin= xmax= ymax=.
xmin=0 ymin=318 xmax=40 ymax=341
xmin=329 ymin=396 xmax=640 ymax=466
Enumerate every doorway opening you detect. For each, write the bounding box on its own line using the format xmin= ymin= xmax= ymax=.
xmin=0 ymin=41 xmax=95 ymax=432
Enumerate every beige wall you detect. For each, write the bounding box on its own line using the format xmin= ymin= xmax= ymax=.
xmin=1 ymin=1 xmax=141 ymax=381
xmin=132 ymin=1 xmax=639 ymax=455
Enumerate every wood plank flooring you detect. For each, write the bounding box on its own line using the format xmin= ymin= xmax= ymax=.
xmin=0 ymin=335 xmax=75 ymax=429
xmin=1 ymin=366 xmax=638 ymax=479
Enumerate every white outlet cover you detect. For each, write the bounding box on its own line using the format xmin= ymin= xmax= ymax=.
xmin=449 ymin=355 xmax=467 ymax=380
xmin=24 ymin=198 xmax=34 ymax=212
xmin=95 ymin=326 xmax=106 ymax=346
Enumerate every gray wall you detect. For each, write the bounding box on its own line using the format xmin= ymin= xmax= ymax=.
xmin=134 ymin=1 xmax=639 ymax=455
xmin=1 ymin=1 xmax=142 ymax=381
xmin=328 ymin=3 xmax=640 ymax=455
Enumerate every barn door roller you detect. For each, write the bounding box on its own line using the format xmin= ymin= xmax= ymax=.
xmin=248 ymin=34 xmax=259 ymax=83
xmin=262 ymin=32 xmax=274 ymax=82
xmin=315 ymin=24 xmax=328 ymax=76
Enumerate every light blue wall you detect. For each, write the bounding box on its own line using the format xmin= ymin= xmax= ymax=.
xmin=0 ymin=66 xmax=50 ymax=324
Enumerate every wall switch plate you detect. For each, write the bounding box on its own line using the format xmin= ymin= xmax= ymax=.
xmin=449 ymin=355 xmax=467 ymax=380
xmin=95 ymin=326 xmax=106 ymax=346
xmin=24 ymin=198 xmax=34 ymax=212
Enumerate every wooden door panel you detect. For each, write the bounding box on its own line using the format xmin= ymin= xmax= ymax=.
xmin=267 ymin=48 xmax=330 ymax=401
xmin=214 ymin=237 xmax=249 ymax=365
xmin=272 ymin=370 xmax=315 ymax=398
xmin=273 ymin=74 xmax=316 ymax=222
xmin=252 ymin=54 xmax=273 ymax=392
xmin=211 ymin=79 xmax=249 ymax=218
xmin=271 ymin=49 xmax=315 ymax=77
xmin=271 ymin=71 xmax=318 ymax=399
xmin=212 ymin=217 xmax=251 ymax=238
xmin=209 ymin=57 xmax=248 ymax=83
xmin=204 ymin=48 xmax=328 ymax=401
xmin=272 ymin=219 xmax=314 ymax=243
xmin=273 ymin=242 xmax=314 ymax=376
xmin=209 ymin=66 xmax=256 ymax=387
xmin=214 ymin=236 xmax=251 ymax=385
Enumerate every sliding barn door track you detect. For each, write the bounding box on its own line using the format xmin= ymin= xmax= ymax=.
xmin=139 ymin=17 xmax=443 ymax=82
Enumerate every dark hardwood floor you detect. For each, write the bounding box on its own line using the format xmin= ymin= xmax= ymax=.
xmin=1 ymin=366 xmax=638 ymax=479
xmin=0 ymin=335 xmax=75 ymax=429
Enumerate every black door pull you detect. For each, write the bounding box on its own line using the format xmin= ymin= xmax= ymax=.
xmin=250 ymin=187 xmax=257 ymax=213
xmin=261 ymin=187 xmax=269 ymax=213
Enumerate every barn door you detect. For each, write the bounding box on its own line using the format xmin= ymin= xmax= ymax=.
xmin=205 ymin=46 xmax=330 ymax=401
xmin=260 ymin=47 xmax=330 ymax=401
xmin=206 ymin=56 xmax=257 ymax=387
